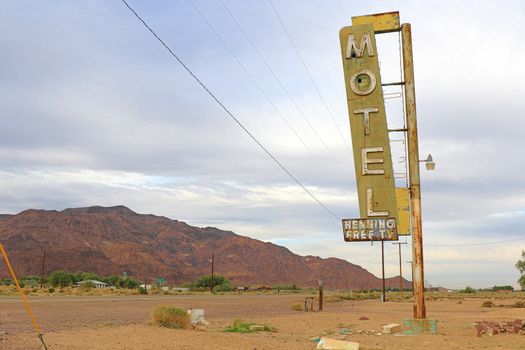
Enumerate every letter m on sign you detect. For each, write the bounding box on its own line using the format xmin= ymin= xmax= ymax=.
xmin=345 ymin=33 xmax=374 ymax=58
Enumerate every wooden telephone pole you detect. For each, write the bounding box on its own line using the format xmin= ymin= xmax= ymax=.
xmin=40 ymin=249 xmax=46 ymax=289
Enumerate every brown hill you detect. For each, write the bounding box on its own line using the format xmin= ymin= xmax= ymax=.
xmin=0 ymin=206 xmax=411 ymax=289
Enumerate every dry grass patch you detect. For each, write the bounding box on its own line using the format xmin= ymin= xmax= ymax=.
xmin=481 ymin=300 xmax=495 ymax=308
xmin=150 ymin=306 xmax=189 ymax=329
xmin=511 ymin=301 xmax=525 ymax=308
xmin=290 ymin=303 xmax=303 ymax=311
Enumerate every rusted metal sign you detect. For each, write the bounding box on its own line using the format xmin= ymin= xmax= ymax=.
xmin=342 ymin=217 xmax=398 ymax=242
xmin=339 ymin=15 xmax=399 ymax=241
xmin=351 ymin=11 xmax=400 ymax=33
xmin=396 ymin=187 xmax=410 ymax=235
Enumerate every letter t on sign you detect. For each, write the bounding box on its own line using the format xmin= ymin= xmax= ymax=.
xmin=354 ymin=108 xmax=378 ymax=135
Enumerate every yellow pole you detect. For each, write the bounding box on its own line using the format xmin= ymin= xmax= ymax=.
xmin=0 ymin=242 xmax=47 ymax=349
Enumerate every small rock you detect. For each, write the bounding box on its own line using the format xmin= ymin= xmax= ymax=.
xmin=358 ymin=316 xmax=369 ymax=321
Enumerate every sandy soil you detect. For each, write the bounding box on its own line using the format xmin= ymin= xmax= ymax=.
xmin=1 ymin=294 xmax=524 ymax=349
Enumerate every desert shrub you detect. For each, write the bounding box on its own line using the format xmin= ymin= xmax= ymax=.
xmin=224 ymin=319 xmax=275 ymax=333
xmin=114 ymin=277 xmax=140 ymax=289
xmin=459 ymin=286 xmax=477 ymax=294
xmin=79 ymin=281 xmax=95 ymax=291
xmin=512 ymin=301 xmax=525 ymax=308
xmin=48 ymin=287 xmax=55 ymax=293
xmin=324 ymin=295 xmax=343 ymax=303
xmin=481 ymin=300 xmax=495 ymax=308
xmin=492 ymin=285 xmax=514 ymax=291
xmin=151 ymin=306 xmax=188 ymax=329
xmin=138 ymin=286 xmax=148 ymax=295
xmin=0 ymin=278 xmax=13 ymax=286
xmin=224 ymin=319 xmax=254 ymax=333
xmin=213 ymin=282 xmax=233 ymax=292
xmin=290 ymin=303 xmax=303 ymax=311
xmin=20 ymin=276 xmax=40 ymax=287
xmin=74 ymin=272 xmax=101 ymax=283
xmin=273 ymin=284 xmax=300 ymax=291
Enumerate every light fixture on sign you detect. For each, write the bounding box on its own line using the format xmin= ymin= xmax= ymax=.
xmin=419 ymin=154 xmax=435 ymax=171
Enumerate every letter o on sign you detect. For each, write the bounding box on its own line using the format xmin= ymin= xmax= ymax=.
xmin=350 ymin=69 xmax=376 ymax=96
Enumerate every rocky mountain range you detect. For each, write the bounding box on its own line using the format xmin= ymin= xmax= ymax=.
xmin=0 ymin=205 xmax=411 ymax=289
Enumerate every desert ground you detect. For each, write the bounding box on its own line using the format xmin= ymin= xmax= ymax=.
xmin=1 ymin=293 xmax=524 ymax=349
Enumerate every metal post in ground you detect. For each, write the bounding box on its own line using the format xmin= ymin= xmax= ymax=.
xmin=381 ymin=240 xmax=386 ymax=302
xmin=393 ymin=242 xmax=407 ymax=298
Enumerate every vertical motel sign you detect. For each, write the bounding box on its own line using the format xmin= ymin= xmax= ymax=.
xmin=339 ymin=16 xmax=399 ymax=242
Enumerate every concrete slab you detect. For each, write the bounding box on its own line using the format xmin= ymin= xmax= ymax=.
xmin=402 ymin=318 xmax=437 ymax=335
xmin=316 ymin=338 xmax=359 ymax=350
xmin=381 ymin=323 xmax=402 ymax=334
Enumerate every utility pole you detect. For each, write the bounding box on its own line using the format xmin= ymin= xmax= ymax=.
xmin=40 ymin=249 xmax=46 ymax=289
xmin=393 ymin=242 xmax=407 ymax=298
xmin=210 ymin=238 xmax=215 ymax=293
xmin=381 ymin=241 xmax=386 ymax=302
xmin=318 ymin=280 xmax=323 ymax=311
xmin=402 ymin=23 xmax=426 ymax=319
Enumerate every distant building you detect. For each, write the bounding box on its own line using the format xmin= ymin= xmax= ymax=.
xmin=77 ymin=280 xmax=108 ymax=288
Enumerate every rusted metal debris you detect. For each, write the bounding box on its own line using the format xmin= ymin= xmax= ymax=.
xmin=475 ymin=319 xmax=525 ymax=336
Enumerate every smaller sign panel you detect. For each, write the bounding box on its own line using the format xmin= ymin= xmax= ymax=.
xmin=351 ymin=11 xmax=400 ymax=33
xmin=342 ymin=217 xmax=398 ymax=242
xmin=396 ymin=187 xmax=410 ymax=236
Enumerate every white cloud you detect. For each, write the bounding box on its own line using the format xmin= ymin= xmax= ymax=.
xmin=0 ymin=0 xmax=524 ymax=288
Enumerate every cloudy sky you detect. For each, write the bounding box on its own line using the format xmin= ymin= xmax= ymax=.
xmin=1 ymin=0 xmax=524 ymax=289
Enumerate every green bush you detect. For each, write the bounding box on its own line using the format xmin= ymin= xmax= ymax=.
xmin=49 ymin=271 xmax=75 ymax=287
xmin=138 ymin=286 xmax=148 ymax=295
xmin=224 ymin=319 xmax=275 ymax=333
xmin=492 ymin=285 xmax=514 ymax=291
xmin=273 ymin=284 xmax=300 ymax=291
xmin=151 ymin=306 xmax=188 ymax=329
xmin=224 ymin=319 xmax=254 ymax=333
xmin=194 ymin=275 xmax=231 ymax=292
xmin=74 ymin=272 xmax=102 ymax=283
xmin=459 ymin=286 xmax=477 ymax=293
xmin=0 ymin=278 xmax=13 ymax=286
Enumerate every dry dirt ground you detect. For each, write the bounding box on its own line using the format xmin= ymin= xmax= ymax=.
xmin=1 ymin=293 xmax=524 ymax=349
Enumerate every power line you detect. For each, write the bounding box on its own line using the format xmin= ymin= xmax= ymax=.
xmin=217 ymin=0 xmax=348 ymax=173
xmin=186 ymin=0 xmax=327 ymax=171
xmin=119 ymin=0 xmax=341 ymax=221
xmin=425 ymin=236 xmax=525 ymax=247
xmin=267 ymin=0 xmax=352 ymax=155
